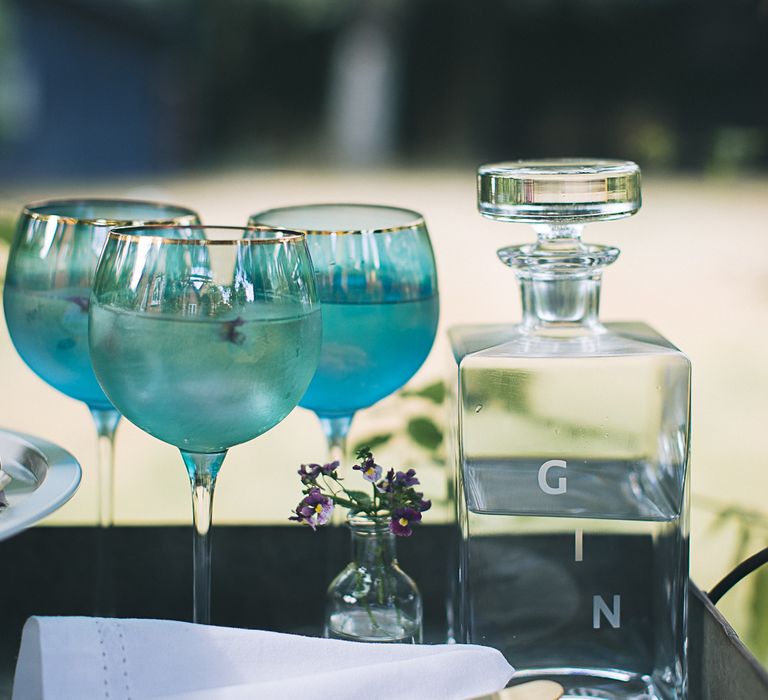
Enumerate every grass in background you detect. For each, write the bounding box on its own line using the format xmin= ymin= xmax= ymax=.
xmin=0 ymin=214 xmax=13 ymax=244
xmin=706 ymin=500 xmax=768 ymax=665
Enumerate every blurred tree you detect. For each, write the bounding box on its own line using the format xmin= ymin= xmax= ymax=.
xmin=1 ymin=0 xmax=766 ymax=178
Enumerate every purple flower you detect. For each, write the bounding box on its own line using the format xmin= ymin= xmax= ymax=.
xmin=414 ymin=492 xmax=432 ymax=512
xmin=389 ymin=507 xmax=422 ymax=537
xmin=289 ymin=487 xmax=334 ymax=530
xmin=393 ymin=469 xmax=420 ymax=488
xmin=376 ymin=468 xmax=396 ymax=494
xmin=297 ymin=461 xmax=338 ymax=485
xmin=353 ymin=456 xmax=382 ymax=483
xmin=298 ymin=463 xmax=320 ymax=484
xmin=319 ymin=461 xmax=339 ymax=476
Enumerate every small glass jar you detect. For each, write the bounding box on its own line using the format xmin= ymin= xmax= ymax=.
xmin=324 ymin=512 xmax=423 ymax=643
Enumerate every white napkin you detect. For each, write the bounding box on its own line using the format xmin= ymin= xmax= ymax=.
xmin=13 ymin=617 xmax=513 ymax=700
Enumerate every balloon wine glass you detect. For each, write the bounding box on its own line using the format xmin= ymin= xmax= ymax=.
xmin=3 ymin=199 xmax=200 ymax=526
xmin=88 ymin=225 xmax=322 ymax=623
xmin=248 ymin=204 xmax=439 ymax=465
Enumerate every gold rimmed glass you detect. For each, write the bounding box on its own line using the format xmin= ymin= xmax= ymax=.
xmin=248 ymin=204 xmax=439 ymax=465
xmin=3 ymin=199 xmax=200 ymax=527
xmin=88 ymin=224 xmax=322 ymax=623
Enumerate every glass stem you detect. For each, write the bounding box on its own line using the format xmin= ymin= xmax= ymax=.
xmin=182 ymin=450 xmax=226 ymax=625
xmin=318 ymin=414 xmax=354 ymax=464
xmin=89 ymin=408 xmax=121 ymax=528
xmin=319 ymin=415 xmax=354 ymax=525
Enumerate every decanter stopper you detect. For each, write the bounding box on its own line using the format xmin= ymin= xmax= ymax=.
xmin=478 ymin=159 xmax=641 ymax=225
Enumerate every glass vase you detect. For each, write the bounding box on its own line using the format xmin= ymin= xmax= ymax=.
xmin=325 ymin=513 xmax=423 ymax=643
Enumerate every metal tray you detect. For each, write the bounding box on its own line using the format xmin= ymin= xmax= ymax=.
xmin=0 ymin=429 xmax=81 ymax=542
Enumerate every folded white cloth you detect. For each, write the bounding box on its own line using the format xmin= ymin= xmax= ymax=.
xmin=13 ymin=617 xmax=513 ymax=700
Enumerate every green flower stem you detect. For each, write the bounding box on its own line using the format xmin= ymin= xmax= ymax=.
xmin=338 ymin=483 xmax=361 ymax=506
xmin=376 ymin=538 xmax=385 ymax=606
xmin=371 ymin=482 xmax=379 ymax=512
xmin=353 ymin=552 xmax=381 ymax=631
xmin=321 ymin=474 xmax=368 ymax=513
xmin=321 ymin=475 xmax=342 ymax=498
xmin=357 ymin=566 xmax=380 ymax=630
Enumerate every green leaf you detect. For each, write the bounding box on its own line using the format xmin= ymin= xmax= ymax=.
xmin=709 ymin=509 xmax=734 ymax=533
xmin=352 ymin=433 xmax=392 ymax=454
xmin=345 ymin=490 xmax=373 ymax=508
xmin=401 ymin=381 xmax=446 ymax=404
xmin=407 ymin=417 xmax=443 ymax=451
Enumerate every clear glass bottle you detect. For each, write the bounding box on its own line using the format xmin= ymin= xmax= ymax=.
xmin=449 ymin=160 xmax=690 ymax=699
xmin=325 ymin=513 xmax=423 ymax=643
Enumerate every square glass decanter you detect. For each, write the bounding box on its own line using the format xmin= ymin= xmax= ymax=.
xmin=449 ymin=160 xmax=690 ymax=700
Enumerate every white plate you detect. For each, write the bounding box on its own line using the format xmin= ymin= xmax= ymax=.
xmin=0 ymin=429 xmax=81 ymax=542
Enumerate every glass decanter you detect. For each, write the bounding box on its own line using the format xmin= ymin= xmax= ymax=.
xmin=325 ymin=513 xmax=423 ymax=643
xmin=449 ymin=160 xmax=690 ymax=699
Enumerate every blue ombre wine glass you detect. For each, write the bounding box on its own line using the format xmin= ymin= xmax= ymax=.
xmin=3 ymin=199 xmax=200 ymax=526
xmin=248 ymin=204 xmax=439 ymax=464
xmin=89 ymin=225 xmax=321 ymax=623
